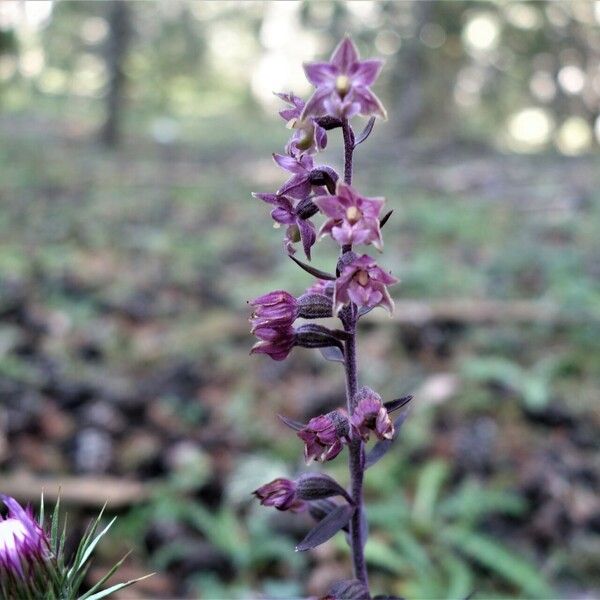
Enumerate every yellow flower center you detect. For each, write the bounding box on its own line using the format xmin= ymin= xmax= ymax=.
xmin=356 ymin=270 xmax=369 ymax=286
xmin=346 ymin=206 xmax=361 ymax=224
xmin=335 ymin=75 xmax=351 ymax=97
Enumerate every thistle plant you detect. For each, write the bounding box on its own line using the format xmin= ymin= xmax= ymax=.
xmin=0 ymin=494 xmax=148 ymax=599
xmin=250 ymin=37 xmax=411 ymax=599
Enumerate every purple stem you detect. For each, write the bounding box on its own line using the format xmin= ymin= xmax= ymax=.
xmin=342 ymin=119 xmax=354 ymax=185
xmin=340 ymin=118 xmax=369 ymax=589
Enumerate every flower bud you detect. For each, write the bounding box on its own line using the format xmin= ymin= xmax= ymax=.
xmin=295 ymin=324 xmax=342 ymax=349
xmin=253 ymin=478 xmax=307 ymax=513
xmin=296 ymin=473 xmax=352 ymax=504
xmin=351 ymin=387 xmax=394 ymax=441
xmin=297 ymin=293 xmax=333 ymax=319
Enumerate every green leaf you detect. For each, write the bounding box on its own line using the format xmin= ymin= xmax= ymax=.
xmin=412 ymin=459 xmax=449 ymax=525
xmin=392 ymin=529 xmax=432 ymax=572
xmin=364 ymin=538 xmax=409 ymax=575
xmin=76 ymin=517 xmax=117 ymax=572
xmin=442 ymin=554 xmax=473 ymax=600
xmin=50 ymin=494 xmax=61 ymax=551
xmin=80 ymin=574 xmax=153 ymax=600
xmin=441 ymin=526 xmax=554 ymax=598
xmin=439 ymin=481 xmax=527 ymax=522
xmin=78 ymin=552 xmax=131 ymax=600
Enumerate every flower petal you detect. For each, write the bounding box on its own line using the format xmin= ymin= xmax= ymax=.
xmin=273 ymin=153 xmax=302 ymax=173
xmin=303 ymin=61 xmax=337 ymax=86
xmin=302 ymin=86 xmax=333 ymax=119
xmin=298 ymin=218 xmax=316 ymax=260
xmin=352 ymin=86 xmax=387 ymax=119
xmin=330 ymin=36 xmax=359 ymax=72
xmin=350 ymin=59 xmax=383 ymax=86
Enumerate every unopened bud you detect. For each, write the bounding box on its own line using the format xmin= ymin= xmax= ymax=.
xmin=298 ymin=293 xmax=333 ymax=319
xmin=295 ymin=324 xmax=341 ymax=349
xmin=296 ymin=473 xmax=352 ymax=504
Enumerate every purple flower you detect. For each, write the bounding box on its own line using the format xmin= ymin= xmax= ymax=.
xmin=253 ymin=478 xmax=306 ymax=513
xmin=334 ymin=254 xmax=398 ymax=314
xmin=275 ymin=92 xmax=327 ymax=155
xmin=297 ymin=410 xmax=350 ymax=464
xmin=0 ymin=495 xmax=48 ymax=580
xmin=272 ymin=152 xmax=318 ymax=200
xmin=253 ymin=192 xmax=316 ymax=259
xmin=306 ymin=279 xmax=334 ymax=298
xmin=313 ymin=182 xmax=384 ymax=250
xmin=351 ymin=387 xmax=394 ymax=441
xmin=249 ymin=290 xmax=299 ymax=331
xmin=302 ymin=36 xmax=387 ymax=120
xmin=250 ymin=325 xmax=296 ymax=361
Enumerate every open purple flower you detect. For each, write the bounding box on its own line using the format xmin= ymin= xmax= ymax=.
xmin=250 ymin=290 xmax=299 ymax=331
xmin=351 ymin=387 xmax=394 ymax=441
xmin=253 ymin=478 xmax=307 ymax=513
xmin=313 ymin=182 xmax=384 ymax=250
xmin=0 ymin=495 xmax=48 ymax=579
xmin=334 ymin=254 xmax=398 ymax=314
xmin=297 ymin=409 xmax=350 ymax=464
xmin=253 ymin=192 xmax=316 ymax=259
xmin=302 ymin=36 xmax=387 ymax=120
xmin=275 ymin=92 xmax=327 ymax=156
xmin=250 ymin=325 xmax=296 ymax=361
xmin=273 ymin=152 xmax=316 ymax=200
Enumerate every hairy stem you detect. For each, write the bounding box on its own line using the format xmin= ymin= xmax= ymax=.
xmin=342 ymin=119 xmax=354 ymax=185
xmin=341 ymin=119 xmax=369 ymax=589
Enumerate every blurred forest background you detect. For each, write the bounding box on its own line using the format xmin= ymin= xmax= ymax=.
xmin=1 ymin=1 xmax=599 ymax=598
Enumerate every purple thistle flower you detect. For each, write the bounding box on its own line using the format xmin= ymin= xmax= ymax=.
xmin=313 ymin=182 xmax=384 ymax=250
xmin=302 ymin=36 xmax=387 ymax=120
xmin=253 ymin=478 xmax=307 ymax=513
xmin=249 ymin=290 xmax=299 ymax=331
xmin=0 ymin=495 xmax=48 ymax=580
xmin=275 ymin=92 xmax=327 ymax=156
xmin=334 ymin=254 xmax=398 ymax=314
xmin=250 ymin=325 xmax=296 ymax=361
xmin=351 ymin=387 xmax=394 ymax=442
xmin=297 ymin=410 xmax=350 ymax=464
xmin=253 ymin=192 xmax=317 ymax=259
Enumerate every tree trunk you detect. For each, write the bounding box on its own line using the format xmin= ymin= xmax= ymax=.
xmin=100 ymin=1 xmax=131 ymax=148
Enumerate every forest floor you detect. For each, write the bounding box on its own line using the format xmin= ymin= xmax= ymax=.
xmin=1 ymin=111 xmax=599 ymax=599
